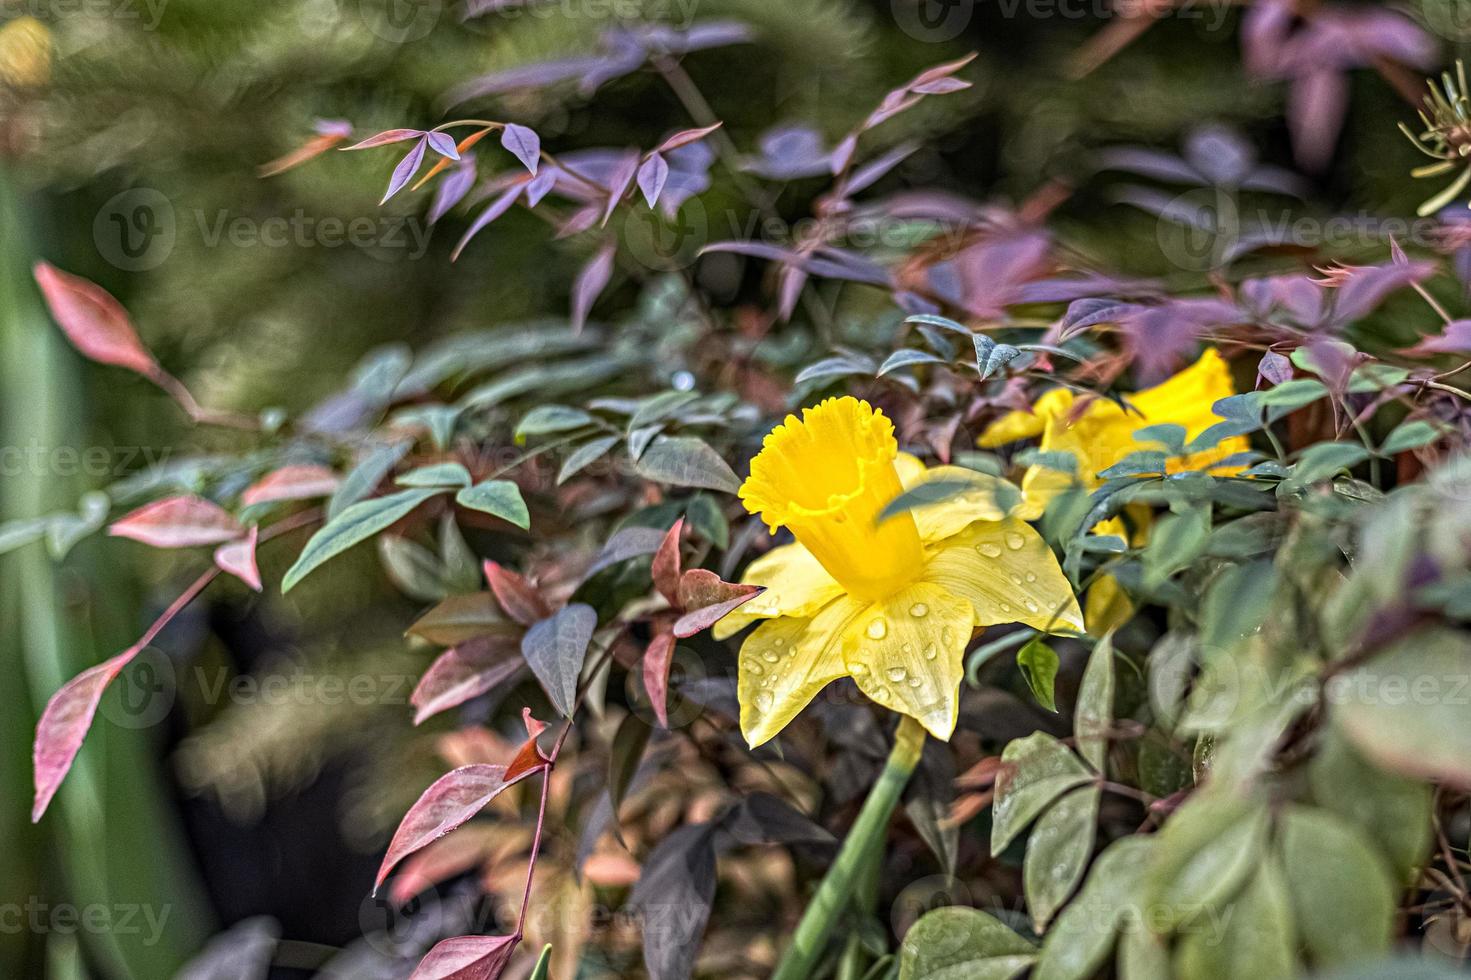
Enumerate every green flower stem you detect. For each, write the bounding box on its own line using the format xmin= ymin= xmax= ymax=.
xmin=773 ymin=716 xmax=926 ymax=980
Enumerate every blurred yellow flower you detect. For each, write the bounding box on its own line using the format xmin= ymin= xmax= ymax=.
xmin=0 ymin=17 xmax=52 ymax=89
xmin=979 ymin=348 xmax=1248 ymax=633
xmin=721 ymin=396 xmax=1082 ymax=746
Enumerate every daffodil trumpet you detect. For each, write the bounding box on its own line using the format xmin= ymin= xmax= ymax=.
xmin=726 ymin=396 xmax=1083 ymax=745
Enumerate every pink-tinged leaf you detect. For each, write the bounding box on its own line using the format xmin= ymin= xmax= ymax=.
xmin=389 ymin=829 xmax=496 ymax=906
xmin=213 ymin=526 xmax=261 ymax=591
xmin=410 ymin=935 xmax=517 ymax=980
xmin=109 ymin=495 xmax=243 ymax=548
xmin=33 ymin=649 xmax=138 ymax=821
xmin=428 ymin=158 xmax=479 ymax=224
xmin=241 ymin=464 xmax=340 ymax=506
xmin=908 ymin=52 xmax=977 ymax=89
xmin=425 ymin=132 xmax=460 ymax=160
xmin=571 ymin=239 xmax=616 ymax=334
xmin=655 ymin=123 xmax=722 ymax=154
xmin=342 ymin=128 xmax=424 ymax=151
xmin=483 ymin=560 xmax=551 ymax=625
xmin=1405 ymin=319 xmax=1471 ymax=356
xmin=1257 ymin=350 xmax=1294 ymax=387
xmin=411 ymin=637 xmax=524 ymax=726
xmin=499 ymin=123 xmax=540 ymax=175
xmin=637 ymin=153 xmax=669 ymax=208
xmin=672 ymin=570 xmax=762 ymax=638
xmin=451 ymin=186 xmax=523 ymax=261
xmin=33 ymin=263 xmax=157 ymax=376
xmin=524 ymin=169 xmax=557 ymax=207
xmin=830 ymin=133 xmax=858 ymax=175
xmin=259 ymin=132 xmax=349 ymax=178
xmin=376 ymin=764 xmax=537 ymax=893
xmin=911 ymin=76 xmax=970 ymax=95
xmin=651 ymin=517 xmax=683 ymax=606
xmin=382 ymin=137 xmax=429 ymax=205
xmin=599 ymin=151 xmax=640 ymax=226
xmin=643 ymin=631 xmax=676 ymax=729
xmin=505 ymin=707 xmax=550 ymax=781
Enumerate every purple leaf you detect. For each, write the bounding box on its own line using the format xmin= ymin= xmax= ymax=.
xmin=600 ymin=151 xmax=640 ymax=226
xmin=656 ymin=122 xmax=722 ymax=154
xmin=451 ymin=186 xmax=523 ymax=261
xmin=500 ymin=123 xmax=540 ymax=175
xmin=1258 ymin=350 xmax=1295 ymax=386
xmin=343 ymin=129 xmax=424 ymax=151
xmin=410 ymin=935 xmax=517 ymax=980
xmin=524 ymin=169 xmax=557 ymax=207
xmin=411 ymin=637 xmax=524 ymax=725
xmin=1406 ymin=319 xmax=1471 ymax=356
xmin=571 ymin=240 xmax=616 ymax=333
xmin=637 ymin=153 xmax=669 ymax=207
xmin=521 ymin=603 xmax=597 ymax=717
xmin=424 ymin=132 xmax=460 ymax=160
xmin=428 ymin=157 xmax=478 ymax=224
xmin=1287 ymin=69 xmax=1348 ymax=174
xmin=382 ymin=137 xmax=428 ymax=205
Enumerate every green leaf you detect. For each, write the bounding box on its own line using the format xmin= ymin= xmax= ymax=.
xmin=1074 ymin=633 xmax=1115 ymax=771
xmin=1307 ymin=725 xmax=1432 ymax=883
xmin=991 ymin=732 xmax=1094 ymax=853
xmin=283 ymin=487 xmax=442 ymax=592
xmin=456 ymin=480 xmax=530 ymax=529
xmin=521 ymin=603 xmax=597 ymax=717
xmin=897 ymin=907 xmax=1035 ymax=980
xmin=1174 ymin=856 xmax=1296 ymax=980
xmin=527 ymin=944 xmax=553 ymax=980
xmin=1142 ymin=508 xmax=1209 ymax=587
xmin=1143 ymin=788 xmax=1268 ymax=932
xmin=558 ymin=435 xmax=621 ymax=485
xmin=1023 ymin=784 xmax=1099 ymax=931
xmin=1016 ymin=637 xmax=1060 ymax=712
xmin=975 ymin=336 xmax=1023 ymax=380
xmin=329 ymin=440 xmax=411 ymax=519
xmin=1033 ymin=836 xmax=1155 ymax=980
xmin=1133 ymin=423 xmax=1187 ymax=455
xmin=878 ymin=347 xmax=945 ymax=376
xmin=904 ymin=313 xmax=971 ymax=335
xmin=607 ymin=712 xmax=652 ymax=843
xmin=407 ymin=591 xmax=516 ymax=646
xmin=1332 ymin=625 xmax=1471 ymax=785
xmin=1277 ymin=805 xmax=1396 ymax=968
xmin=634 ymin=435 xmax=740 ymax=494
xmin=516 ymin=404 xmax=595 ymax=439
xmin=397 ymin=462 xmax=472 ymax=488
xmin=1282 ymin=441 xmax=1371 ymax=490
xmin=377 ymin=535 xmax=448 ymax=602
xmin=1380 ymin=419 xmax=1450 ymax=455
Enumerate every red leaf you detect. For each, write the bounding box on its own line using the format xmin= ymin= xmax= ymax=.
xmin=110 ymin=495 xmax=243 ymax=548
xmin=411 ymin=637 xmax=524 ymax=726
xmin=32 ymin=649 xmax=138 ymax=821
xmin=672 ymin=570 xmax=762 ymax=638
xmin=571 ymin=239 xmax=616 ymax=334
xmin=504 ymin=707 xmax=550 ymax=781
xmin=409 ymin=935 xmax=518 ymax=980
xmin=241 ymin=464 xmax=340 ymax=505
xmin=33 ymin=263 xmax=157 ymax=376
xmin=342 ymin=128 xmax=425 ymax=150
xmin=388 ymin=830 xmax=495 ymax=907
xmin=213 ymin=526 xmax=262 ymax=591
xmin=643 ymin=631 xmax=676 ymax=728
xmin=375 ymin=764 xmax=538 ymax=893
xmin=655 ymin=122 xmax=722 ymax=154
xmin=651 ymin=517 xmax=684 ymax=606
xmin=482 ymin=560 xmax=551 ymax=626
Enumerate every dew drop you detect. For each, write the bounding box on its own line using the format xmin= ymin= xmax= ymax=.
xmin=901 ymin=642 xmax=913 ymax=654
xmin=866 ymin=618 xmax=888 ymax=640
xmin=1025 ymin=571 xmax=1037 ymax=583
xmin=1009 ymin=572 xmax=1023 ymax=586
xmin=1005 ymin=531 xmax=1026 ymax=550
xmin=923 ymin=644 xmax=938 ymax=660
xmin=762 ymin=651 xmax=780 ymax=663
xmin=1024 ymin=599 xmax=1040 ymax=613
xmin=908 ymin=602 xmax=929 ymax=618
xmin=745 ymin=660 xmax=764 ymax=676
xmin=941 ymin=627 xmax=955 ymax=645
xmin=999 ymin=601 xmax=1013 ymax=613
xmin=755 ymin=692 xmax=774 ymax=710
xmin=908 ymin=676 xmax=923 ymax=688
xmin=773 ymin=637 xmax=786 ymax=648
xmin=850 ymin=661 xmax=870 ymax=676
xmin=977 ymin=542 xmax=1003 ymax=558
xmin=886 ymin=665 xmax=908 ymax=683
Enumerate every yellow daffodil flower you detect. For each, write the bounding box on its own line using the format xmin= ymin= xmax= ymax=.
xmin=979 ymin=348 xmax=1248 ymax=632
xmin=718 ymin=396 xmax=1083 ymax=746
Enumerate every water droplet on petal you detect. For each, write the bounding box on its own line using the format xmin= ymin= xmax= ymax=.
xmin=1005 ymin=531 xmax=1026 ymax=550
xmin=1009 ymin=573 xmax=1023 ymax=585
xmin=866 ymin=618 xmax=888 ymax=640
xmin=773 ymin=637 xmax=786 ymax=648
xmin=1024 ymin=599 xmax=1040 ymax=613
xmin=908 ymin=675 xmax=923 ymax=688
xmin=886 ymin=665 xmax=908 ymax=683
xmin=762 ymin=651 xmax=780 ymax=663
xmin=941 ymin=627 xmax=955 ymax=645
xmin=901 ymin=642 xmax=913 ymax=654
xmin=850 ymin=661 xmax=870 ymax=676
xmin=745 ymin=660 xmax=764 ymax=676
xmin=755 ymin=692 xmax=773 ymax=710
xmin=999 ymin=601 xmax=1013 ymax=613
xmin=908 ymin=602 xmax=929 ymax=618
xmin=923 ymin=644 xmax=938 ymax=660
xmin=977 ymin=542 xmax=1003 ymax=558
xmin=1025 ymin=571 xmax=1037 ymax=583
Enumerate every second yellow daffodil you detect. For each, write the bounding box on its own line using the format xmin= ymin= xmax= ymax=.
xmin=718 ymin=396 xmax=1082 ymax=747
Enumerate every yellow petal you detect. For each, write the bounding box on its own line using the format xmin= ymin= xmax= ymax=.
xmin=713 ymin=540 xmax=843 ymax=640
xmin=922 ymin=519 xmax=1084 ymax=633
xmin=977 ymin=388 xmax=1075 ymax=447
xmin=738 ymin=596 xmax=867 ymax=747
xmin=905 ymin=464 xmax=1021 ymax=542
xmin=1085 ymin=573 xmax=1134 ymax=636
xmin=1127 ymin=348 xmax=1250 ymax=474
xmin=840 ymin=582 xmax=974 ymax=740
xmin=740 ymin=397 xmax=925 ymax=600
